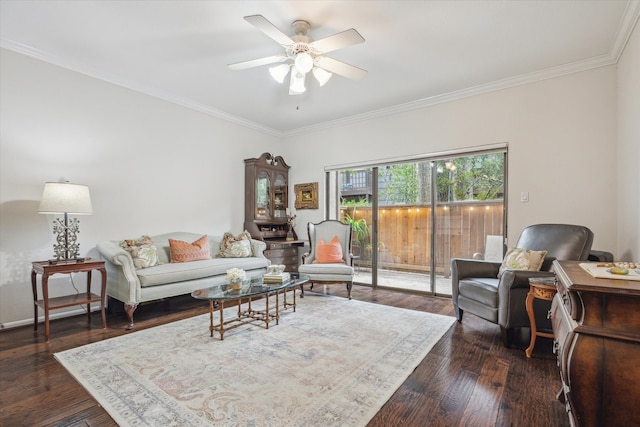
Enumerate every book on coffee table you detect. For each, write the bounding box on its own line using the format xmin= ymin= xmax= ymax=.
xmin=263 ymin=272 xmax=291 ymax=283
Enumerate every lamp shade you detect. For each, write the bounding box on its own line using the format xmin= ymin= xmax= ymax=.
xmin=294 ymin=52 xmax=313 ymax=74
xmin=312 ymin=67 xmax=333 ymax=86
xmin=38 ymin=182 xmax=93 ymax=215
xmin=269 ymin=63 xmax=291 ymax=83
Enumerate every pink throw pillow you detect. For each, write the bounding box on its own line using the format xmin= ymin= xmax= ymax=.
xmin=169 ymin=235 xmax=211 ymax=263
xmin=314 ymin=235 xmax=345 ymax=264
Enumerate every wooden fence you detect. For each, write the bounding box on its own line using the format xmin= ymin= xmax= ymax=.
xmin=340 ymin=201 xmax=503 ymax=275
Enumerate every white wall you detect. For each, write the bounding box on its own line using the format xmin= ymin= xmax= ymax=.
xmin=617 ymin=22 xmax=640 ymax=261
xmin=0 ymin=49 xmax=283 ymax=327
xmin=285 ymin=66 xmax=619 ymax=253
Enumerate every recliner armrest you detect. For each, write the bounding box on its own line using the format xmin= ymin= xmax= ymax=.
xmin=498 ymin=269 xmax=555 ymax=291
xmin=498 ymin=269 xmax=556 ymax=329
xmin=451 ymin=258 xmax=501 ymax=280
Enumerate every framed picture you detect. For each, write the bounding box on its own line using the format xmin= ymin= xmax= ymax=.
xmin=294 ymin=182 xmax=318 ymax=209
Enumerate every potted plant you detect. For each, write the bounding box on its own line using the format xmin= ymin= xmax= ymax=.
xmin=342 ymin=214 xmax=370 ymax=258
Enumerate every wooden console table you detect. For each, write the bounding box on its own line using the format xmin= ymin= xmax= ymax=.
xmin=31 ymin=259 xmax=107 ymax=342
xmin=550 ymin=260 xmax=640 ymax=426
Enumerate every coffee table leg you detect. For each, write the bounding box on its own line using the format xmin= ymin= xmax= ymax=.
xmin=265 ymin=293 xmax=270 ymax=329
xmin=275 ymin=291 xmax=279 ymax=325
xmin=219 ymin=300 xmax=225 ymax=340
xmin=292 ymin=286 xmax=296 ymax=312
xmin=209 ymin=300 xmax=214 ymax=338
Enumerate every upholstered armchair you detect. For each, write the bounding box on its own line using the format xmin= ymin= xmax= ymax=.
xmin=298 ymin=220 xmax=355 ymax=299
xmin=451 ymin=224 xmax=593 ymax=347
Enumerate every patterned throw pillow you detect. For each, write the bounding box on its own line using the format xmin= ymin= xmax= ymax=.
xmin=169 ymin=235 xmax=211 ymax=263
xmin=497 ymin=247 xmax=548 ymax=278
xmin=218 ymin=231 xmax=254 ymax=258
xmin=119 ymin=235 xmax=159 ymax=269
xmin=314 ymin=235 xmax=345 ymax=264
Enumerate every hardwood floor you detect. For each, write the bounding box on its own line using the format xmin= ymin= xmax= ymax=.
xmin=0 ymin=285 xmax=569 ymax=427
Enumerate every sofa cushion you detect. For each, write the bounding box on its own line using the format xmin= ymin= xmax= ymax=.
xmin=299 ymin=263 xmax=353 ymax=275
xmin=136 ymin=257 xmax=270 ymax=287
xmin=119 ymin=235 xmax=159 ymax=269
xmin=169 ymin=235 xmax=211 ymax=263
xmin=218 ymin=231 xmax=254 ymax=258
xmin=458 ymin=277 xmax=499 ymax=307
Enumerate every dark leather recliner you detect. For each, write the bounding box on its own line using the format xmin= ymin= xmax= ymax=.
xmin=451 ymin=224 xmax=593 ymax=347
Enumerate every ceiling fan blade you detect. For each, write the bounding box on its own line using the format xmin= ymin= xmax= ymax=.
xmin=315 ymin=56 xmax=367 ymax=81
xmin=310 ymin=29 xmax=365 ymax=54
xmin=244 ymin=15 xmax=293 ymax=47
xmin=228 ymin=55 xmax=288 ymax=71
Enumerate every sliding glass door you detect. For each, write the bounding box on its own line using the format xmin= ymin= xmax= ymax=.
xmin=333 ymin=148 xmax=506 ymax=295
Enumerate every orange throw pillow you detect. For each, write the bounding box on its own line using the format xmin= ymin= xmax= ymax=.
xmin=169 ymin=235 xmax=211 ymax=263
xmin=314 ymin=235 xmax=345 ymax=264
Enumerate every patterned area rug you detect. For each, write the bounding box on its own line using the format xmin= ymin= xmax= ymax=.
xmin=55 ymin=294 xmax=455 ymax=426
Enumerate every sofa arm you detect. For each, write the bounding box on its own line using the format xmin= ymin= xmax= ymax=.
xmin=250 ymin=239 xmax=268 ymax=259
xmin=96 ymin=240 xmax=141 ymax=304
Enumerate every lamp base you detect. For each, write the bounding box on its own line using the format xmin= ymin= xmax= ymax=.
xmin=51 ymin=215 xmax=82 ymax=261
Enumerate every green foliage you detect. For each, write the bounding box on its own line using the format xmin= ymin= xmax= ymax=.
xmin=339 ymin=153 xmax=503 ymax=206
xmin=436 ymin=153 xmax=504 ymax=202
xmin=380 ymin=164 xmax=423 ymax=204
xmin=340 ymin=197 xmax=371 ymax=207
xmin=341 ymin=214 xmax=370 ymax=244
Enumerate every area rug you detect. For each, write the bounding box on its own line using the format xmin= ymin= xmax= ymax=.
xmin=55 ymin=294 xmax=455 ymax=426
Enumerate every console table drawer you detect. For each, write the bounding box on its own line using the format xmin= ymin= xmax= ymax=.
xmin=266 ymin=247 xmax=298 ymax=258
xmin=264 ymin=245 xmax=301 ymax=272
xmin=267 ymin=242 xmax=298 ymax=251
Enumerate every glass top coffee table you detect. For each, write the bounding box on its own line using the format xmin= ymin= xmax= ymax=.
xmin=191 ymin=273 xmax=309 ymax=340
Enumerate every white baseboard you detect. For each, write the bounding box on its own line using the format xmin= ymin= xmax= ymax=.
xmin=0 ymin=303 xmax=105 ymax=330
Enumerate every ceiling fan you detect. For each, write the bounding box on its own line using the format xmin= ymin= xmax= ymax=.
xmin=228 ymin=15 xmax=367 ymax=95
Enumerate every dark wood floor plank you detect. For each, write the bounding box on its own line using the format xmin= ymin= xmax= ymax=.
xmin=0 ymin=285 xmax=569 ymax=427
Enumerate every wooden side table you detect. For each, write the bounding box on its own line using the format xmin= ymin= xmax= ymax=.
xmin=525 ymin=276 xmax=557 ymax=358
xmin=31 ymin=258 xmax=107 ymax=342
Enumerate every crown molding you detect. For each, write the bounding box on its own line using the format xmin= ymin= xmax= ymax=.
xmin=283 ymin=1 xmax=640 ymax=137
xmin=284 ymin=53 xmax=618 ymax=137
xmin=0 ymin=39 xmax=284 ymax=138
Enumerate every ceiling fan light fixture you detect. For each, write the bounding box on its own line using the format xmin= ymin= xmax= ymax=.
xmin=312 ymin=67 xmax=332 ymax=86
xmin=289 ymin=67 xmax=306 ymax=95
xmin=269 ymin=63 xmax=290 ymax=83
xmin=294 ymin=52 xmax=314 ymax=74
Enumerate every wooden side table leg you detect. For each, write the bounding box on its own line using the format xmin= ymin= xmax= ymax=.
xmin=31 ymin=269 xmax=38 ymax=331
xmin=525 ymin=288 xmax=536 ymax=358
xmin=42 ymin=273 xmax=50 ymax=343
xmin=99 ymin=268 xmax=107 ymax=329
xmin=86 ymin=270 xmax=92 ymax=323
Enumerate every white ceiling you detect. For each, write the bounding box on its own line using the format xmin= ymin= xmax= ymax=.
xmin=1 ymin=1 xmax=638 ymax=136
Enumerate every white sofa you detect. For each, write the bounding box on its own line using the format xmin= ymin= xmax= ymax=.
xmin=96 ymin=232 xmax=270 ymax=328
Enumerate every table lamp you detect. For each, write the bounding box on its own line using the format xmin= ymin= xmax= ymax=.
xmin=38 ymin=181 xmax=93 ymax=262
